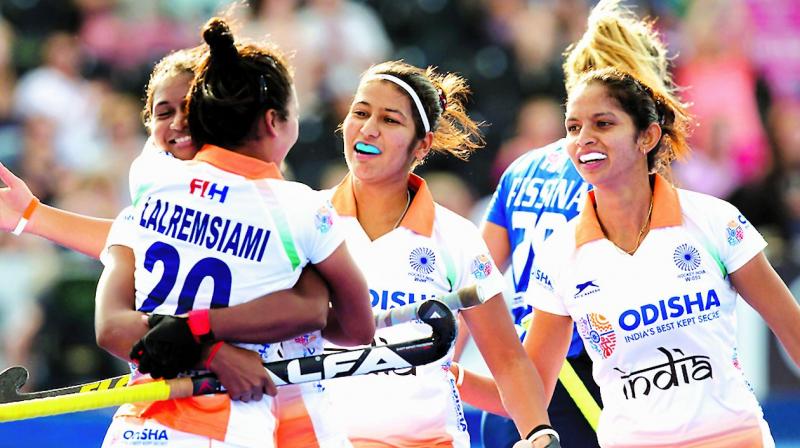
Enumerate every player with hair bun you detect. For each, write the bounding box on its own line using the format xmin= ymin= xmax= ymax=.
xmin=96 ymin=17 xmax=373 ymax=448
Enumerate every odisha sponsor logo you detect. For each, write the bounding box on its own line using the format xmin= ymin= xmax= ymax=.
xmin=619 ymin=289 xmax=720 ymax=331
xmin=369 ymin=289 xmax=437 ymax=310
xmin=613 ymin=347 xmax=712 ymax=400
xmin=409 ymin=247 xmax=436 ymax=274
xmin=577 ymin=313 xmax=616 ymax=359
xmin=726 ymin=220 xmax=745 ymax=246
xmin=471 ymin=254 xmax=493 ymax=280
xmin=123 ymin=429 xmax=169 ymax=441
xmin=673 ymin=244 xmax=701 ymax=271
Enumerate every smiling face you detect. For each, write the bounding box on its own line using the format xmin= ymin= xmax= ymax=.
xmin=342 ymin=79 xmax=429 ymax=185
xmin=565 ymin=81 xmax=654 ymax=189
xmin=150 ymin=72 xmax=197 ymax=160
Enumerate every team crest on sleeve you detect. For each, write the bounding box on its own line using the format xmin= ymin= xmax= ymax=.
xmin=577 ymin=313 xmax=616 ymax=359
xmin=725 ymin=219 xmax=745 ymax=246
xmin=314 ymin=202 xmax=334 ymax=233
xmin=470 ymin=254 xmax=493 ymax=280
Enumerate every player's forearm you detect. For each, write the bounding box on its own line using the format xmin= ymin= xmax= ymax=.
xmin=314 ymin=244 xmax=375 ymax=345
xmin=210 ymin=290 xmax=328 ymax=343
xmin=456 ymin=366 xmax=508 ymax=416
xmin=325 ymin=286 xmax=374 ymax=346
xmin=95 ymin=310 xmax=149 ymax=361
xmin=94 ymin=246 xmax=146 ymax=361
xmin=495 ymin=356 xmax=550 ymax=436
xmin=319 ymin=307 xmax=362 ymax=346
xmin=27 ymin=204 xmax=112 ymax=258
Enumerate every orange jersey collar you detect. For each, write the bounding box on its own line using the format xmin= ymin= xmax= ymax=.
xmin=575 ymin=173 xmax=682 ymax=248
xmin=193 ymin=144 xmax=283 ymax=180
xmin=331 ymin=172 xmax=435 ymax=237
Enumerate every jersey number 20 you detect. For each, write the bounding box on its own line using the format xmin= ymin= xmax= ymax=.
xmin=138 ymin=241 xmax=232 ymax=314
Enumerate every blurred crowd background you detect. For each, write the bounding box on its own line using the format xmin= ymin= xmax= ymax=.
xmin=0 ymin=0 xmax=798 ymax=445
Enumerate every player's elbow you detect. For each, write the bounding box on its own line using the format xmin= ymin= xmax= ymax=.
xmin=348 ymin=321 xmax=376 ymax=346
xmin=302 ymin=299 xmax=330 ymax=333
xmin=95 ymin=322 xmax=123 ymax=356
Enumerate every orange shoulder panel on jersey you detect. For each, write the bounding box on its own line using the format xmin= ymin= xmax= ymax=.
xmin=575 ymin=174 xmax=682 ymax=248
xmin=331 ymin=172 xmax=435 ymax=236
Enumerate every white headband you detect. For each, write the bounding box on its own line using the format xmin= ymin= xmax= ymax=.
xmin=372 ymin=74 xmax=430 ymax=133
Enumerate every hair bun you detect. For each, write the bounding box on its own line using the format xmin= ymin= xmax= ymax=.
xmin=202 ymin=18 xmax=237 ymax=62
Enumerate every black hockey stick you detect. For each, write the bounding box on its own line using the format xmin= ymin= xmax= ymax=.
xmin=0 ymin=299 xmax=455 ymax=422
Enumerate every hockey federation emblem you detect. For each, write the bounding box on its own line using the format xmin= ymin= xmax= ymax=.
xmin=409 ymin=247 xmax=436 ymax=274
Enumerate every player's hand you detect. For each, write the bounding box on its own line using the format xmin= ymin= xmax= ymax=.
xmin=511 ymin=434 xmax=561 ymax=448
xmin=0 ymin=163 xmax=36 ymax=232
xmin=130 ymin=314 xmax=202 ymax=379
xmin=206 ymin=343 xmax=276 ymax=402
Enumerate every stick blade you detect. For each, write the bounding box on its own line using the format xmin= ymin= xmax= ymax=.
xmin=0 ymin=366 xmax=29 ymax=403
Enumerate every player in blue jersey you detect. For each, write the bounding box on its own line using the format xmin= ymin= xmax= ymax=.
xmin=454 ymin=1 xmax=680 ymax=446
xmin=480 ymin=143 xmax=597 ymax=448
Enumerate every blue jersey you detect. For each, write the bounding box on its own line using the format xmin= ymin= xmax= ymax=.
xmin=484 ymin=139 xmax=590 ymax=357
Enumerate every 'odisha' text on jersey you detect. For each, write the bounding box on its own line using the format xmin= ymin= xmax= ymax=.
xmin=485 ymin=140 xmax=590 ymax=355
xmin=527 ymin=175 xmax=774 ymax=447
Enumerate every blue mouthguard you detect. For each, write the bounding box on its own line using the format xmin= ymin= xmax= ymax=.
xmin=355 ymin=142 xmax=381 ymax=155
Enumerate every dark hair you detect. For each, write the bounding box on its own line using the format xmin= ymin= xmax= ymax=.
xmin=572 ymin=67 xmax=692 ymax=173
xmin=142 ymin=46 xmax=204 ymax=130
xmin=188 ymin=18 xmax=293 ymax=149
xmin=361 ymin=61 xmax=484 ymax=166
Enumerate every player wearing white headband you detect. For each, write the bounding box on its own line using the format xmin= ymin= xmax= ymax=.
xmin=299 ymin=60 xmax=558 ymax=448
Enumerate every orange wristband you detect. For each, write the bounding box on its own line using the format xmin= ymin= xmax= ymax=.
xmin=12 ymin=197 xmax=40 ymax=236
xmin=204 ymin=341 xmax=224 ymax=370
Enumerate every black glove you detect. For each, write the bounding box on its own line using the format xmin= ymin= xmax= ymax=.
xmin=130 ymin=314 xmax=203 ymax=379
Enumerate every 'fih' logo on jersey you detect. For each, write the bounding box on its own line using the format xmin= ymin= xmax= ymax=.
xmin=409 ymin=247 xmax=436 ymax=274
xmin=726 ymin=219 xmax=745 ymax=246
xmin=613 ymin=347 xmax=712 ymax=400
xmin=471 ymin=254 xmax=493 ymax=280
xmin=315 ymin=203 xmax=334 ymax=233
xmin=577 ymin=313 xmax=616 ymax=359
xmin=189 ymin=178 xmax=229 ymax=203
xmin=574 ymin=280 xmax=600 ymax=299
